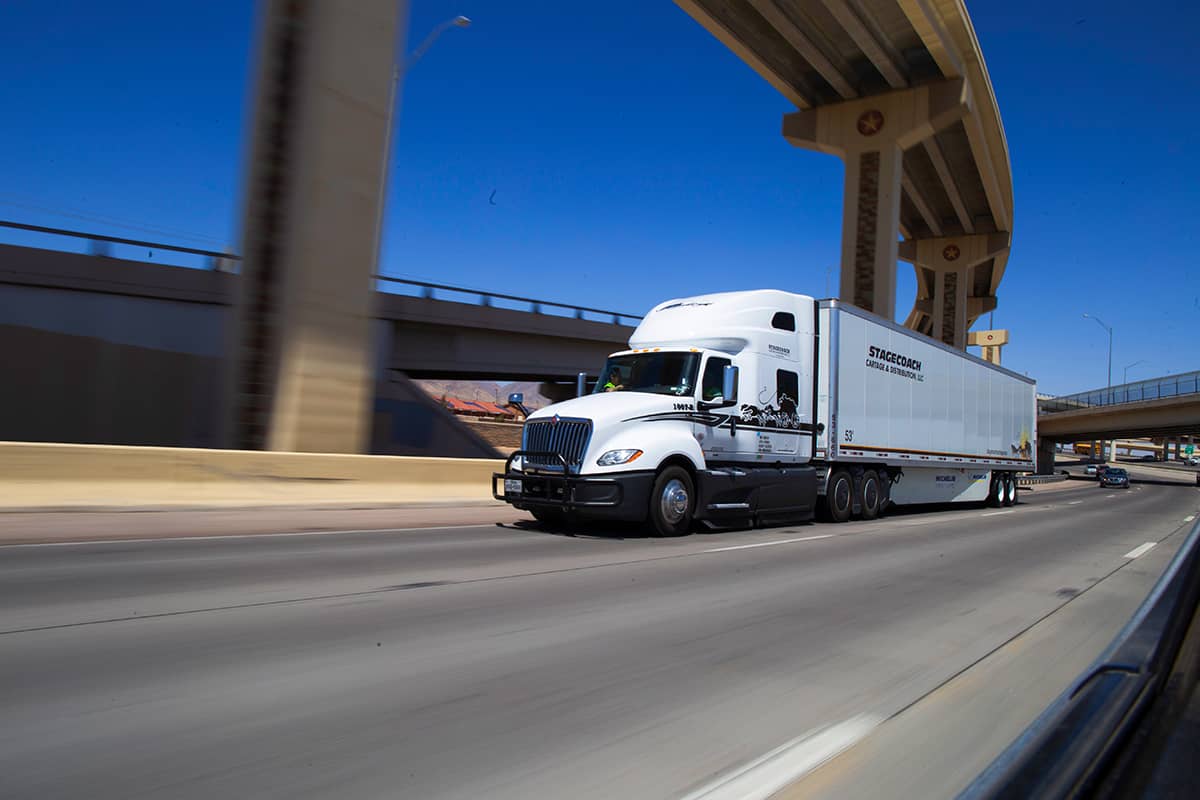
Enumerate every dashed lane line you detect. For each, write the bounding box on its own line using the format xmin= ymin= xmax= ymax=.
xmin=679 ymin=713 xmax=884 ymax=800
xmin=704 ymin=535 xmax=834 ymax=553
xmin=1124 ymin=542 xmax=1157 ymax=559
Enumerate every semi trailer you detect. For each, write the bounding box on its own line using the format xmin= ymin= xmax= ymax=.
xmin=494 ymin=290 xmax=1036 ymax=535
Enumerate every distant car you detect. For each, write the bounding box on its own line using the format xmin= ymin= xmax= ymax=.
xmin=1138 ymin=454 xmax=1157 ymax=462
xmin=1085 ymin=464 xmax=1098 ymax=476
xmin=1100 ymin=468 xmax=1130 ymax=488
xmin=1188 ymin=456 xmax=1200 ymax=467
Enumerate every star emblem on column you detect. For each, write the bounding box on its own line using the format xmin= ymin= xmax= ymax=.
xmin=942 ymin=244 xmax=961 ymax=262
xmin=856 ymin=109 xmax=885 ymax=136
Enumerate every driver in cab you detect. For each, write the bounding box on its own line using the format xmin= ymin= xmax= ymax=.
xmin=603 ymin=369 xmax=624 ymax=392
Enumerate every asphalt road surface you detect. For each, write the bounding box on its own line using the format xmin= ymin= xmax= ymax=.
xmin=2 ymin=478 xmax=1198 ymax=799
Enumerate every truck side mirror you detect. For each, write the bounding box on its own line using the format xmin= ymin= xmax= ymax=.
xmin=700 ymin=365 xmax=739 ymax=409
xmin=722 ymin=365 xmax=738 ymax=405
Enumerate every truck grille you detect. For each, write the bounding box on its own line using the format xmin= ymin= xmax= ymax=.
xmin=522 ymin=418 xmax=592 ymax=471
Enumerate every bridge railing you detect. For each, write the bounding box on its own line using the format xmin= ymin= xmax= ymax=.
xmin=1040 ymin=371 xmax=1200 ymax=413
xmin=371 ymin=275 xmax=642 ymax=326
xmin=0 ymin=219 xmax=643 ymax=325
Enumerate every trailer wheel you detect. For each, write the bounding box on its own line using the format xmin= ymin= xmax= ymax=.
xmin=859 ymin=470 xmax=882 ymax=520
xmin=827 ymin=469 xmax=853 ymax=523
xmin=648 ymin=466 xmax=694 ymax=537
xmin=986 ymin=473 xmax=1003 ymax=508
xmin=1004 ymin=473 xmax=1019 ymax=506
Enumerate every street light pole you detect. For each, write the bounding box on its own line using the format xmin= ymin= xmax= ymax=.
xmin=1123 ymin=359 xmax=1148 ymax=385
xmin=1083 ymin=312 xmax=1113 ymax=462
xmin=372 ymin=15 xmax=470 ymax=285
xmin=1082 ymin=313 xmax=1113 ymax=393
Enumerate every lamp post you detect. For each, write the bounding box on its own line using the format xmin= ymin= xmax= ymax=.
xmin=1082 ymin=313 xmax=1113 ymax=395
xmin=1083 ymin=312 xmax=1113 ymax=461
xmin=1123 ymin=359 xmax=1148 ymax=385
xmin=406 ymin=15 xmax=471 ymax=68
xmin=372 ymin=15 xmax=470 ymax=283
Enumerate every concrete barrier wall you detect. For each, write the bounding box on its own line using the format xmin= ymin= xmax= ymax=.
xmin=0 ymin=442 xmax=504 ymax=510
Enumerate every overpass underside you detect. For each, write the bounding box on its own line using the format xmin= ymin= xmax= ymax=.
xmin=1036 ymin=395 xmax=1200 ymax=473
xmin=1038 ymin=396 xmax=1200 ymax=443
xmin=678 ymin=0 xmax=1013 ymax=348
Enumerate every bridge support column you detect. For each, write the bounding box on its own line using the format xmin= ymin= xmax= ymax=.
xmin=227 ymin=0 xmax=405 ymax=453
xmin=783 ymin=80 xmax=969 ymax=320
xmin=1037 ymin=438 xmax=1057 ymax=475
xmin=898 ymin=234 xmax=1009 ymax=348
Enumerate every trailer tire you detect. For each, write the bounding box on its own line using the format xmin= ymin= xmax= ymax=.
xmin=1004 ymin=473 xmax=1018 ymax=506
xmin=859 ymin=470 xmax=882 ymax=520
xmin=826 ymin=469 xmax=854 ymax=523
xmin=648 ymin=466 xmax=695 ymax=537
xmin=986 ymin=473 xmax=1003 ymax=508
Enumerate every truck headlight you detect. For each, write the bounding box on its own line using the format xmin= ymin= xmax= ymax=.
xmin=597 ymin=449 xmax=643 ymax=466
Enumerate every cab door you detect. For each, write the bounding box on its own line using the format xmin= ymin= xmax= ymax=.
xmin=695 ymin=354 xmax=758 ymax=462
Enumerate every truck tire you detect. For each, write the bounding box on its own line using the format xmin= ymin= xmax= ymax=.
xmin=826 ymin=469 xmax=853 ymax=523
xmin=986 ymin=473 xmax=1003 ymax=508
xmin=648 ymin=466 xmax=695 ymax=537
xmin=1005 ymin=473 xmax=1019 ymax=506
xmin=859 ymin=470 xmax=882 ymax=520
xmin=1000 ymin=473 xmax=1015 ymax=507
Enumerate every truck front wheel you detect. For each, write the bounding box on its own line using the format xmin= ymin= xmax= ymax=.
xmin=826 ymin=469 xmax=853 ymax=523
xmin=648 ymin=466 xmax=695 ymax=537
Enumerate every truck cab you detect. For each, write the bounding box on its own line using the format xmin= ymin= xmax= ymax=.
xmin=494 ymin=290 xmax=820 ymax=535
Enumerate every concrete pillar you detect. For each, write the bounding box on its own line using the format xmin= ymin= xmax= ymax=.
xmin=898 ymin=233 xmax=1009 ymax=348
xmin=1036 ymin=438 xmax=1056 ymax=475
xmin=228 ymin=0 xmax=406 ymax=453
xmin=783 ymin=80 xmax=970 ymax=321
xmin=967 ymin=329 xmax=1007 ymax=365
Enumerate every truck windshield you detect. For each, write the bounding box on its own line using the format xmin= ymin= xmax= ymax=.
xmin=595 ymin=352 xmax=700 ymax=397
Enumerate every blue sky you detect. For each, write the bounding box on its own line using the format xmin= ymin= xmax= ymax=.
xmin=1 ymin=0 xmax=1196 ymax=395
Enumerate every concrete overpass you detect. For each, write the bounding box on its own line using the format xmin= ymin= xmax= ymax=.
xmin=678 ymin=0 xmax=1012 ymax=347
xmin=1036 ymin=372 xmax=1200 ymax=472
xmin=0 ymin=239 xmax=633 ymax=453
xmin=0 ymin=240 xmax=634 ymax=380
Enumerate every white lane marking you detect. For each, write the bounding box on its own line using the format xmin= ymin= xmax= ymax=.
xmin=1066 ymin=500 xmax=1083 ymax=505
xmin=0 ymin=524 xmax=498 ymax=549
xmin=704 ymin=535 xmax=835 ymax=553
xmin=1124 ymin=542 xmax=1157 ymax=560
xmin=981 ymin=510 xmax=1014 ymax=517
xmin=680 ymin=713 xmax=884 ymax=800
xmin=1186 ymin=515 xmax=1196 ymax=522
xmin=1105 ymin=494 xmax=1117 ymax=498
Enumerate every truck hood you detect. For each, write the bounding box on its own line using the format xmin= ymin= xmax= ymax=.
xmin=528 ymin=392 xmax=693 ymax=427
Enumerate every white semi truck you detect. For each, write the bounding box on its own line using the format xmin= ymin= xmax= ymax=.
xmin=494 ymin=290 xmax=1036 ymax=535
